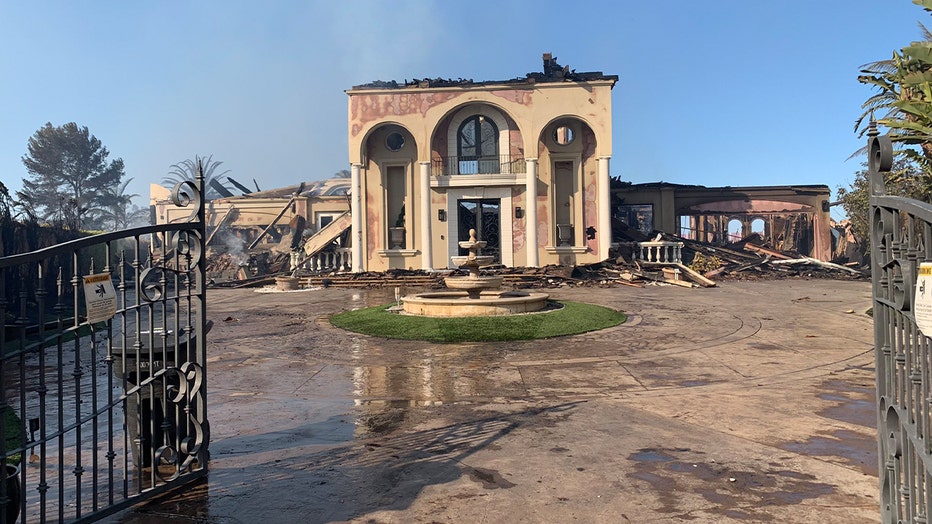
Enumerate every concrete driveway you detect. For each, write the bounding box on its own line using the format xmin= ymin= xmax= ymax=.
xmin=106 ymin=279 xmax=879 ymax=523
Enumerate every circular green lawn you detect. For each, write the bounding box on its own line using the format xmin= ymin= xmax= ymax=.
xmin=329 ymin=300 xmax=626 ymax=343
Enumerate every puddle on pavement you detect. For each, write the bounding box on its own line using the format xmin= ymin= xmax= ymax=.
xmin=677 ymin=379 xmax=711 ymax=387
xmin=749 ymin=342 xmax=786 ymax=351
xmin=627 ymin=447 xmax=836 ymax=519
xmin=357 ymin=408 xmax=409 ymax=436
xmin=816 ymin=379 xmax=876 ymax=429
xmin=773 ymin=378 xmax=878 ymax=477
xmin=629 ymin=449 xmax=677 ymax=463
xmin=351 ymin=364 xmax=486 ymax=407
xmin=463 ymin=466 xmax=516 ymax=489
xmin=778 ymin=429 xmax=877 ymax=477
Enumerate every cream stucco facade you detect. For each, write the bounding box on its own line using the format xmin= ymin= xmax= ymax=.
xmin=346 ymin=54 xmax=618 ymax=272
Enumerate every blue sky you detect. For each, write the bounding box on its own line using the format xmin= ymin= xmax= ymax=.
xmin=0 ymin=1 xmax=927 ymax=221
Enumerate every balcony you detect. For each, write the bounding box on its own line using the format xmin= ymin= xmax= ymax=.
xmin=431 ymin=155 xmax=526 ymax=176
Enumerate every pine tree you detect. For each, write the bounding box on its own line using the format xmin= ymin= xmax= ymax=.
xmin=18 ymin=122 xmax=125 ymax=230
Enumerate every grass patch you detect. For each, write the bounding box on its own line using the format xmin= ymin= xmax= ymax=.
xmin=330 ymin=300 xmax=626 ymax=343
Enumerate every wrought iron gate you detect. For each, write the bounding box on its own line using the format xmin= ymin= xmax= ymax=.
xmin=870 ymin=123 xmax=932 ymax=522
xmin=0 ymin=177 xmax=209 ymax=523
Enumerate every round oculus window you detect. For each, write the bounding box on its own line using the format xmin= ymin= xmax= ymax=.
xmin=386 ymin=132 xmax=405 ymax=152
xmin=554 ymin=126 xmax=575 ymax=146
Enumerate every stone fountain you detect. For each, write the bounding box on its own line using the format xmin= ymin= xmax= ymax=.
xmin=445 ymin=229 xmax=503 ymax=299
xmin=401 ymin=229 xmax=550 ymax=317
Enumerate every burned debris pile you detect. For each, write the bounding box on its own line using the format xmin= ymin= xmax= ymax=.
xmin=203 ymin=230 xmax=867 ymax=290
xmin=677 ymin=233 xmax=866 ymax=281
xmin=205 ymin=248 xmax=291 ymax=287
xmin=606 ymin=231 xmax=866 ymax=287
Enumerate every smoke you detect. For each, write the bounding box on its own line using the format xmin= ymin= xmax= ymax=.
xmin=221 ymin=232 xmax=248 ymax=266
xmin=318 ymin=2 xmax=443 ymax=82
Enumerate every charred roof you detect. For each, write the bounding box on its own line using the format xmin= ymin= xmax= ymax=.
xmin=613 ymin=181 xmax=830 ymax=194
xmin=351 ymin=53 xmax=618 ymax=91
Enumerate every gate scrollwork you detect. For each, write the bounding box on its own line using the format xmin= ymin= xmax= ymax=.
xmin=870 ymin=121 xmax=932 ymax=522
xmin=151 ymin=361 xmax=209 ymax=482
xmin=0 ymin=163 xmax=211 ymax=521
xmin=171 ymin=180 xmax=203 ymax=223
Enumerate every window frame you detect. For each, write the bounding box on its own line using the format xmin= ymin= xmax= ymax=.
xmin=456 ymin=115 xmax=499 ymax=174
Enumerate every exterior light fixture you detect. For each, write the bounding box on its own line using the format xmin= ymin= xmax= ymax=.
xmin=438 ymin=209 xmax=447 ymax=221
xmin=515 ymin=207 xmax=524 ymax=219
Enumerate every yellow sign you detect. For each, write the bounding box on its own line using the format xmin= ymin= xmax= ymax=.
xmin=83 ymin=272 xmax=117 ymax=324
xmin=916 ymin=263 xmax=932 ymax=336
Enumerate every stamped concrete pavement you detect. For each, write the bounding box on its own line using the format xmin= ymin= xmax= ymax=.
xmin=106 ymin=278 xmax=879 ymax=523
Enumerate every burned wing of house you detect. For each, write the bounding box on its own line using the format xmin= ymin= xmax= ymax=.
xmin=151 ymin=177 xmax=352 ymax=275
xmin=611 ymin=182 xmax=834 ymax=261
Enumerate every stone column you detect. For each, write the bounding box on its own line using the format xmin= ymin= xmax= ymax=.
xmin=350 ymin=163 xmax=363 ymax=272
xmin=598 ymin=156 xmax=612 ymax=259
xmin=419 ymin=161 xmax=433 ymax=271
xmin=525 ymin=158 xmax=539 ymax=267
xmin=812 ymin=205 xmax=832 ymax=261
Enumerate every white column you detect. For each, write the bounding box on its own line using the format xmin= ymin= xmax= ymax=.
xmin=350 ymin=163 xmax=364 ymax=272
xmin=598 ymin=156 xmax=612 ymax=260
xmin=419 ymin=161 xmax=433 ymax=271
xmin=525 ymin=158 xmax=539 ymax=267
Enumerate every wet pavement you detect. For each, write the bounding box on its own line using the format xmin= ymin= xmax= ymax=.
xmin=104 ymin=279 xmax=879 ymax=523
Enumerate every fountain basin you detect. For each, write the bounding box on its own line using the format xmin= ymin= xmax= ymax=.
xmin=450 ymin=255 xmax=494 ymax=267
xmin=445 ymin=276 xmax=503 ymax=290
xmin=401 ymin=290 xmax=550 ymax=317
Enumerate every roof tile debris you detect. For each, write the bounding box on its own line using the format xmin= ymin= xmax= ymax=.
xmin=352 ymin=53 xmax=618 ymax=91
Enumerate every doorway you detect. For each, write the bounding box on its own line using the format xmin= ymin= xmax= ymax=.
xmin=457 ymin=199 xmax=501 ymax=263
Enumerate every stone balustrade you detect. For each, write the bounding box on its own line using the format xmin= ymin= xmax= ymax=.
xmin=293 ymin=248 xmax=352 ymax=272
xmin=637 ymin=241 xmax=684 ymax=264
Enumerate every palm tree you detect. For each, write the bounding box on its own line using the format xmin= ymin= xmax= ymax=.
xmin=95 ymin=177 xmax=148 ymax=229
xmin=855 ymin=19 xmax=932 ymax=170
xmin=162 ymin=155 xmax=232 ymax=200
xmin=842 ymin=1 xmax=932 ymax=240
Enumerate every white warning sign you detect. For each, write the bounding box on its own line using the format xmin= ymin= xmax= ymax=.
xmin=83 ymin=272 xmax=117 ymax=324
xmin=915 ymin=263 xmax=932 ymax=337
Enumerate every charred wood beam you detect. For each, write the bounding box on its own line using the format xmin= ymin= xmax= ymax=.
xmin=227 ymin=177 xmax=253 ymax=195
xmin=769 ymin=257 xmax=863 ymax=274
xmin=205 ymin=207 xmax=237 ymax=246
xmin=209 ymin=179 xmax=235 ymax=198
xmin=248 ymin=195 xmax=298 ymax=250
xmin=743 ymin=243 xmax=792 ymax=260
xmin=247 ymin=183 xmax=305 ymax=250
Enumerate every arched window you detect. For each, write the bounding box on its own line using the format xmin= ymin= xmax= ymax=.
xmin=728 ymin=218 xmax=743 ymax=242
xmin=457 ymin=115 xmax=499 ymax=174
xmin=750 ymin=218 xmax=765 ymax=235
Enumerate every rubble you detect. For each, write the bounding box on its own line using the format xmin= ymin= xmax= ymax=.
xmin=668 ymin=231 xmax=868 ymax=282
xmin=205 ymin=248 xmax=290 ymax=287
xmin=202 ymin=231 xmax=868 ymax=290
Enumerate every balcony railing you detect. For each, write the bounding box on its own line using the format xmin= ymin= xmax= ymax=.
xmin=431 ymin=155 xmax=526 ymax=176
xmin=636 ymin=241 xmax=684 ymax=264
xmin=292 ymin=247 xmax=351 ymax=272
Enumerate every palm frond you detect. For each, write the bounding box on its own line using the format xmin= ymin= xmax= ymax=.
xmin=860 ymin=57 xmax=898 ymax=75
xmin=919 ymin=21 xmax=932 ymax=42
xmin=163 ymin=155 xmax=233 ymax=199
